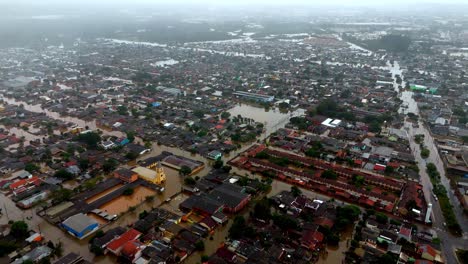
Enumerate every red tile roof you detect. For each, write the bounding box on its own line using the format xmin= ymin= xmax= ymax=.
xmin=106 ymin=229 xmax=141 ymax=253
xmin=9 ymin=179 xmax=27 ymax=189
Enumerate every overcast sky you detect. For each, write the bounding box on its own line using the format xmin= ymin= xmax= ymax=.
xmin=5 ymin=0 xmax=468 ymax=5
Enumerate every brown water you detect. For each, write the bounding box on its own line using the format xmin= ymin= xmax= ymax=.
xmin=228 ymin=103 xmax=305 ymax=137
xmin=99 ymin=186 xmax=157 ymax=215
xmin=316 ymin=226 xmax=353 ymax=264
xmin=85 ymin=184 xmax=124 ymax=204
xmin=0 ymin=96 xmax=124 ymax=138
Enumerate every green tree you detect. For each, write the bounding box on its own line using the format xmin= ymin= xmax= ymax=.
xmin=11 ymin=221 xmax=28 ymax=238
xmin=123 ymin=188 xmax=134 ymax=196
xmin=117 ymin=105 xmax=128 ymax=115
xmin=54 ymin=169 xmax=74 ymax=180
xmin=253 ymin=198 xmax=271 ymax=220
xmin=103 ymin=159 xmax=118 ymax=173
xmin=421 ymin=148 xmax=430 ymax=159
xmin=229 ymin=216 xmax=247 ymax=239
xmin=77 ymin=132 xmax=101 ymax=149
xmin=194 ymin=240 xmax=205 ymax=251
xmin=221 ymin=112 xmax=231 ymax=119
xmin=213 ymin=159 xmax=224 ymax=169
xmin=291 ymin=186 xmax=302 ymax=197
xmin=126 ymin=131 xmax=136 ymax=142
xmin=184 ymin=176 xmax=196 ymax=186
xmin=272 ymin=214 xmax=299 ymax=230
xmin=321 ymin=169 xmax=338 ymax=180
xmin=375 ymin=212 xmax=388 ymax=224
xmin=51 ymin=188 xmax=73 ymax=203
xmin=179 ymin=166 xmax=192 ymax=176
xmin=25 ymin=163 xmax=40 ymax=173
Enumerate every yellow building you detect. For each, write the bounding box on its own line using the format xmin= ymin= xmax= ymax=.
xmin=132 ymin=162 xmax=166 ymax=185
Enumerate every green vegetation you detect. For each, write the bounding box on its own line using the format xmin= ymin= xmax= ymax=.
xmin=24 ymin=163 xmax=40 ymax=173
xmin=252 ymin=198 xmax=271 ymax=220
xmin=335 ymin=205 xmax=360 ymax=231
xmin=184 ymin=176 xmax=196 ymax=186
xmin=125 ymin=151 xmax=139 ymax=160
xmin=350 ymin=174 xmax=365 ymax=188
xmin=126 ymin=131 xmax=136 ymax=142
xmin=51 ymin=188 xmax=73 ymax=204
xmin=123 ymin=188 xmax=134 ymax=196
xmin=11 ymin=221 xmax=29 ymax=238
xmin=374 ymin=252 xmax=399 ymax=264
xmin=375 ymin=212 xmax=388 ymax=224
xmin=213 ymin=159 xmax=224 ymax=169
xmin=229 ymin=216 xmax=256 ymax=239
xmin=272 ymin=213 xmax=299 ymax=230
xmin=321 ymin=169 xmax=338 ymax=180
xmin=139 ymin=210 xmax=148 ymax=219
xmin=305 ymin=141 xmax=323 ymax=158
xmin=316 ymin=99 xmax=355 ymax=121
xmin=77 ymin=131 xmax=101 ymax=149
xmin=54 ymin=169 xmax=74 ymax=180
xmin=420 ymin=148 xmax=430 ymax=158
xmin=220 ymin=111 xmax=231 ymax=119
xmin=179 ymin=165 xmax=192 ymax=176
xmin=291 ymin=185 xmax=302 ymax=197
xmin=426 ymin=163 xmax=462 ymax=236
xmin=289 ymin=116 xmax=311 ymax=130
xmin=414 ymin=134 xmax=424 ymax=144
xmin=102 ymin=158 xmax=118 ymax=173
xmin=194 ymin=240 xmax=205 ymax=251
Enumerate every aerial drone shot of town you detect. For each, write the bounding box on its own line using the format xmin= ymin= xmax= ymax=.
xmin=0 ymin=0 xmax=467 ymax=263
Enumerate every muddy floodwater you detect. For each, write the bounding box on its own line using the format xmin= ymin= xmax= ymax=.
xmin=99 ymin=186 xmax=156 ymax=215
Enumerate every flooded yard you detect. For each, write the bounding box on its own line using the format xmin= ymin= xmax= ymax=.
xmin=99 ymin=186 xmax=156 ymax=215
xmin=87 ymin=213 xmax=109 ymax=226
xmin=317 ymin=226 xmax=353 ymax=264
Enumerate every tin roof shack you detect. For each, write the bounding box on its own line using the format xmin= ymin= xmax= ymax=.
xmin=61 ymin=213 xmax=99 ymax=239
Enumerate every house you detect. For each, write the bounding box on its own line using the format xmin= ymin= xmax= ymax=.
xmin=301 ymin=226 xmax=324 ymax=251
xmin=207 ymin=150 xmax=223 ymax=160
xmin=211 ymin=211 xmax=228 ymax=224
xmin=159 ymin=221 xmax=184 ymax=240
xmin=11 ymin=245 xmax=52 ymax=264
xmin=179 ymin=195 xmax=224 ymax=216
xmin=116 ymin=137 xmax=130 ymax=146
xmin=54 ymin=252 xmax=85 ymax=264
xmin=199 ymin=216 xmax=218 ymax=231
xmin=106 ymin=229 xmax=142 ymax=256
xmin=114 ymin=168 xmax=138 ymax=183
xmin=101 ymin=140 xmax=116 ymax=150
xmin=92 ymin=227 xmax=126 ymax=250
xmin=121 ymin=240 xmax=145 ymax=263
xmin=61 ymin=213 xmax=99 ymax=239
xmin=417 ymin=244 xmax=442 ymax=263
xmin=208 ymin=183 xmax=251 ymax=213
xmin=213 ymin=246 xmax=237 ymax=263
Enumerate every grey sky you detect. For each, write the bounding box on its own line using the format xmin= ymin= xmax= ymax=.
xmin=6 ymin=0 xmax=468 ymax=5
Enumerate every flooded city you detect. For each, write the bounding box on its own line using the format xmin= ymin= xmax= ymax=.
xmin=1 ymin=2 xmax=468 ymax=264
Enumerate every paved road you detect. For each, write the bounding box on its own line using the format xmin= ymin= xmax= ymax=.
xmin=390 ymin=61 xmax=468 ymax=264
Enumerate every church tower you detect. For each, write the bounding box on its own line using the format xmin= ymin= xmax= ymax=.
xmin=155 ymin=162 xmax=166 ymax=184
